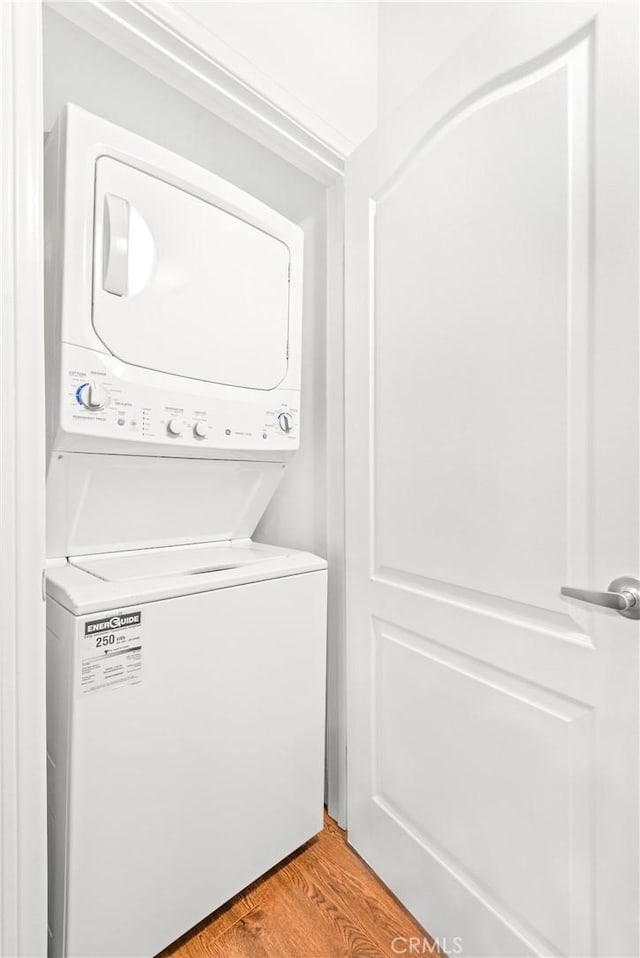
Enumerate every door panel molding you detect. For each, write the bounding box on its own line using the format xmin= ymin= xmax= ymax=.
xmin=371 ymin=794 xmax=588 ymax=958
xmin=370 ymin=578 xmax=601 ymax=705
xmin=371 ymin=616 xmax=596 ymax=718
xmin=372 ymin=24 xmax=594 ymax=204
xmin=370 ymin=618 xmax=595 ymax=957
xmin=370 ymin=33 xmax=593 ymax=622
xmin=373 ymin=568 xmax=591 ymax=647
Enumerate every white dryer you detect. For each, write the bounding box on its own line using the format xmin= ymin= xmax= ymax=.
xmin=44 ymin=105 xmax=327 ymax=958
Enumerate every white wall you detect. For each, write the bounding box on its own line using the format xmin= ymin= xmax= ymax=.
xmin=153 ymin=0 xmax=378 ymax=154
xmin=42 ymin=6 xmax=328 ymax=558
xmin=377 ymin=1 xmax=497 ymax=120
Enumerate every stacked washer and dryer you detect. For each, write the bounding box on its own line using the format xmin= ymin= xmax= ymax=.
xmin=44 ymin=105 xmax=327 ymax=958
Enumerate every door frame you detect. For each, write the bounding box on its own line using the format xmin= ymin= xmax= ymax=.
xmin=1 ymin=8 xmax=348 ymax=951
xmin=0 ymin=2 xmax=47 ymax=955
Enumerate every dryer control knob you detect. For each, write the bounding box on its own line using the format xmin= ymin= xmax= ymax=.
xmin=193 ymin=421 xmax=208 ymax=439
xmin=167 ymin=417 xmax=183 ymax=437
xmin=278 ymin=412 xmax=293 ymax=433
xmin=79 ymin=382 xmax=108 ymax=411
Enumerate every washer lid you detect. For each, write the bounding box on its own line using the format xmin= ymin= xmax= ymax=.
xmin=46 ymin=541 xmax=327 ymax=615
xmin=92 ymin=157 xmax=291 ymax=390
xmin=70 ymin=540 xmax=280 ymax=582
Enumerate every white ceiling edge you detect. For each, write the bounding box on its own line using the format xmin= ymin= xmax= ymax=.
xmin=46 ymin=0 xmax=346 ymax=185
xmin=146 ymin=0 xmax=375 ymax=157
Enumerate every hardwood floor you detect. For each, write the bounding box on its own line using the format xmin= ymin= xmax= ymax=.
xmin=158 ymin=812 xmax=437 ymax=958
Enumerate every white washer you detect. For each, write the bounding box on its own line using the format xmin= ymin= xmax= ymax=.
xmin=44 ymin=106 xmax=327 ymax=957
xmin=47 ymin=541 xmax=326 ymax=958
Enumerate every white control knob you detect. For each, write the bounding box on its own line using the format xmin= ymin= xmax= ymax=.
xmin=167 ymin=417 xmax=183 ymax=437
xmin=193 ymin=421 xmax=208 ymax=440
xmin=278 ymin=412 xmax=294 ymax=433
xmin=79 ymin=382 xmax=108 ymax=411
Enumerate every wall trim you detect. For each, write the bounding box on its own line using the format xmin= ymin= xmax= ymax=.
xmin=145 ymin=0 xmax=360 ymax=158
xmin=46 ymin=0 xmax=345 ymax=186
xmin=0 ymin=2 xmax=48 ymax=955
xmin=325 ymin=182 xmax=347 ymax=827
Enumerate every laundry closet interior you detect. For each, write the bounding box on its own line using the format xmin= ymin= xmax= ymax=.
xmin=42 ymin=4 xmax=335 ymax=955
xmin=3 ymin=3 xmax=639 ymax=958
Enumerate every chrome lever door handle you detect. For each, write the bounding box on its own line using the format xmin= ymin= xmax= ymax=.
xmin=561 ymin=577 xmax=640 ymax=619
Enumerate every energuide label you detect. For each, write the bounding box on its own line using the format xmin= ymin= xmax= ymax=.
xmin=79 ymin=610 xmax=143 ymax=695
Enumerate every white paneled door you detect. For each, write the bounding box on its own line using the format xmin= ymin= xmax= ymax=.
xmin=345 ymin=5 xmax=639 ymax=957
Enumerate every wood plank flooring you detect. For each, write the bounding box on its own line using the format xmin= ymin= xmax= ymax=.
xmin=158 ymin=812 xmax=437 ymax=958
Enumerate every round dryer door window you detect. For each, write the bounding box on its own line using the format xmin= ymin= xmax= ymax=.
xmin=92 ymin=157 xmax=291 ymax=391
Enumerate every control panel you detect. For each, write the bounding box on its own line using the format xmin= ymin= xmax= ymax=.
xmin=56 ymin=345 xmax=299 ymax=454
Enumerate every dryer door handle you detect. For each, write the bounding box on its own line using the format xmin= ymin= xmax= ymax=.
xmin=103 ymin=193 xmax=130 ymax=296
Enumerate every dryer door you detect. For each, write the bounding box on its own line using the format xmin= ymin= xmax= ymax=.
xmin=92 ymin=157 xmax=291 ymax=390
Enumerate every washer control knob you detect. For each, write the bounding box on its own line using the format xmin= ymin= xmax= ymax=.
xmin=193 ymin=421 xmax=208 ymax=440
xmin=278 ymin=412 xmax=294 ymax=433
xmin=167 ymin=417 xmax=183 ymax=437
xmin=79 ymin=382 xmax=108 ymax=411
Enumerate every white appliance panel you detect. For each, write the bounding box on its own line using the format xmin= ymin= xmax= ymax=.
xmin=46 ymin=454 xmax=285 ymax=558
xmin=54 ymin=343 xmax=299 ymax=456
xmin=92 ymin=157 xmax=291 ymax=391
xmin=47 ymin=569 xmax=327 ymax=958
